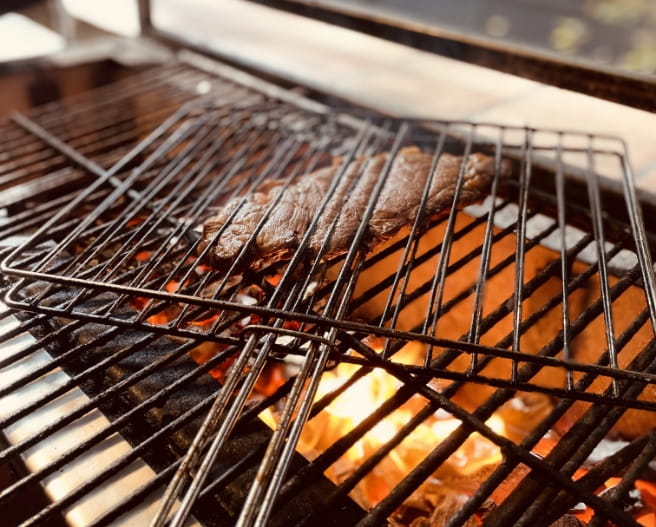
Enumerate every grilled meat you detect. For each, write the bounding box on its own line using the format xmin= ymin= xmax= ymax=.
xmin=308 ymin=153 xmax=387 ymax=255
xmin=200 ymin=146 xmax=510 ymax=270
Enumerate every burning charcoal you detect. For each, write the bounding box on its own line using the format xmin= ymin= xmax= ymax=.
xmin=598 ymin=485 xmax=643 ymax=514
xmin=477 ymin=498 xmax=497 ymax=521
xmin=408 ymin=517 xmax=430 ymax=527
xmin=395 ymin=492 xmax=437 ymax=524
xmin=396 ymin=492 xmax=480 ymax=527
xmin=549 ymin=514 xmax=585 ymax=527
xmin=425 ymin=494 xmax=478 ymax=527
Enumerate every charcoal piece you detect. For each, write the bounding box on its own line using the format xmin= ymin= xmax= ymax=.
xmin=549 ymin=515 xmax=584 ymax=527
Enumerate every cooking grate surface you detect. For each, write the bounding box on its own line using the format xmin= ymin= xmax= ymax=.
xmin=3 ymin=52 xmax=656 ymax=527
xmin=3 ymin=93 xmax=656 ymax=402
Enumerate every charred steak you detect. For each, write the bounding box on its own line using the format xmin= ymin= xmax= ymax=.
xmin=200 ymin=146 xmax=510 ymax=270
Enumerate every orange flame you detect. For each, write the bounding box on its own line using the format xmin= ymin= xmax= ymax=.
xmin=124 ymin=252 xmax=656 ymax=525
xmin=146 ymin=311 xmax=171 ymax=326
xmin=261 ymin=343 xmax=506 ymax=512
xmin=260 ymin=342 xmax=656 ymax=525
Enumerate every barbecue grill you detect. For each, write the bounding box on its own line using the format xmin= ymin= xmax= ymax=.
xmin=1 ymin=2 xmax=656 ymax=527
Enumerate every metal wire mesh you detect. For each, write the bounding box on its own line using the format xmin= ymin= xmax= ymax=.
xmin=2 ymin=54 xmax=656 ymax=527
xmin=3 ymin=98 xmax=656 ymax=395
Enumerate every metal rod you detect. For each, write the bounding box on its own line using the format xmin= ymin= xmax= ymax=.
xmin=585 ymin=138 xmax=620 ymax=395
xmin=510 ymin=128 xmax=532 ymax=382
xmin=378 ymin=124 xmax=448 ymax=358
xmin=555 ymin=133 xmax=574 ymax=389
xmin=3 ymin=81 xmax=655 ymax=527
xmin=467 ymin=128 xmax=505 ymax=369
xmin=421 ymin=125 xmax=474 ymax=367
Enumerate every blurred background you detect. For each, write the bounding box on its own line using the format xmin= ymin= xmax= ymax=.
xmin=320 ymin=0 xmax=656 ymax=74
xmin=0 ymin=0 xmax=654 ymax=117
xmin=3 ymin=0 xmax=655 ymax=71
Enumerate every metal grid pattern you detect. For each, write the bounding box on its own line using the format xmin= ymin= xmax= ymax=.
xmin=2 ymin=54 xmax=656 ymax=527
xmin=3 ymin=104 xmax=656 ymax=401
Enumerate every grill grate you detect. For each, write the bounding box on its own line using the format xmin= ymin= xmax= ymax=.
xmin=3 ymin=100 xmax=655 ymax=402
xmin=2 ymin=53 xmax=656 ymax=527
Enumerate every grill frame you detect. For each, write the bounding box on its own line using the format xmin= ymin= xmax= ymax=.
xmin=2 ymin=51 xmax=656 ymax=527
xmin=0 ymin=61 xmax=370 ymax=527
xmin=3 ymin=91 xmax=656 ymax=396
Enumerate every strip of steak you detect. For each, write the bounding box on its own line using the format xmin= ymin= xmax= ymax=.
xmin=200 ymin=146 xmax=510 ymax=270
xmin=308 ymin=153 xmax=388 ymax=255
xmin=367 ymin=147 xmax=508 ymax=241
xmin=200 ymin=159 xmax=349 ymax=268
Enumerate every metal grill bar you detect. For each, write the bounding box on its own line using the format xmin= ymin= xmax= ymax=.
xmin=0 ymin=290 xmax=359 ymax=526
xmin=238 ymin=125 xmax=413 ymax=527
xmin=0 ymin=298 xmax=209 ymax=526
xmin=586 ymin=142 xmax=620 ymax=395
xmin=8 ymin=271 xmax=655 ymax=401
xmin=364 ymin=358 xmax=644 ymax=527
xmin=509 ymin=130 xmax=532 ymax=382
xmin=587 ymin=433 xmax=656 ymax=527
xmin=467 ymin=131 xmax=505 ymax=371
xmin=474 ymin=323 xmax=655 ymax=524
xmin=12 ymin=339 xmax=218 ymax=527
xmin=448 ymin=309 xmax=652 ymax=526
xmin=340 ymin=228 xmax=648 ymax=521
xmin=153 ymin=121 xmax=383 ymax=526
xmin=420 ymin=126 xmax=474 ymax=368
xmin=618 ymin=143 xmax=656 ymax=333
xmin=555 ymin=135 xmax=574 ymax=391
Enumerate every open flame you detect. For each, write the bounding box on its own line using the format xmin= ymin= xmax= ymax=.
xmin=259 ymin=340 xmax=656 ymax=526
xmin=124 ymin=251 xmax=656 ymax=526
xmin=260 ymin=343 xmax=507 ymax=516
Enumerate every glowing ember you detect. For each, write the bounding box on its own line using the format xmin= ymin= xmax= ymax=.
xmin=165 ymin=279 xmax=182 ymax=293
xmin=187 ymin=313 xmax=221 ymax=328
xmin=259 ymin=342 xmax=656 ymax=526
xmin=265 ymin=273 xmax=282 ymax=287
xmin=122 ymin=251 xmax=656 ymax=526
xmin=260 ymin=344 xmax=507 ymax=516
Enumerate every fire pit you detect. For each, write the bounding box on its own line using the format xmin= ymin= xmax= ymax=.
xmin=2 ymin=54 xmax=656 ymax=527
